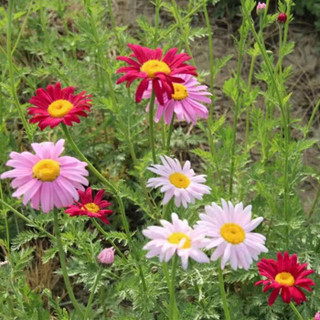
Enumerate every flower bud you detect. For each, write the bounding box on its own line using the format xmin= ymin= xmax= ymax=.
xmin=277 ymin=13 xmax=287 ymax=24
xmin=256 ymin=2 xmax=266 ymax=15
xmin=314 ymin=312 xmax=320 ymax=320
xmin=98 ymin=247 xmax=115 ymax=265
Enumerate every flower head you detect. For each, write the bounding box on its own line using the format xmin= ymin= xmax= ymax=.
xmin=255 ymin=252 xmax=315 ymax=306
xmin=142 ymin=213 xmax=209 ymax=269
xmin=315 ymin=312 xmax=320 ymax=320
xmin=144 ymin=74 xmax=211 ymax=125
xmin=256 ymin=2 xmax=266 ymax=15
xmin=98 ymin=247 xmax=115 ymax=265
xmin=195 ymin=200 xmax=268 ymax=270
xmin=28 ymin=82 xmax=92 ymax=130
xmin=1 ymin=139 xmax=88 ymax=213
xmin=116 ymin=44 xmax=197 ymax=105
xmin=65 ymin=187 xmax=113 ymax=225
xmin=147 ymin=156 xmax=211 ymax=208
xmin=277 ymin=13 xmax=287 ymax=24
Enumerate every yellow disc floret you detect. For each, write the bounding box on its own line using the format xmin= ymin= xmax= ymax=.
xmin=275 ymin=272 xmax=295 ymax=286
xmin=84 ymin=202 xmax=100 ymax=214
xmin=220 ymin=223 xmax=246 ymax=244
xmin=168 ymin=232 xmax=191 ymax=249
xmin=48 ymin=99 xmax=73 ymax=118
xmin=169 ymin=172 xmax=191 ymax=189
xmin=172 ymin=83 xmax=188 ymax=100
xmin=140 ymin=60 xmax=171 ymax=78
xmin=32 ymin=159 xmax=60 ymax=182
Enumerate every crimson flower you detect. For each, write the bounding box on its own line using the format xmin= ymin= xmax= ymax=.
xmin=28 ymin=82 xmax=92 ymax=130
xmin=65 ymin=187 xmax=113 ymax=225
xmin=255 ymin=251 xmax=315 ymax=306
xmin=277 ymin=13 xmax=287 ymax=24
xmin=116 ymin=43 xmax=197 ymax=105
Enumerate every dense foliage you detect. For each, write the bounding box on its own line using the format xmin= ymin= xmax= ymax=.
xmin=0 ymin=0 xmax=319 ymax=319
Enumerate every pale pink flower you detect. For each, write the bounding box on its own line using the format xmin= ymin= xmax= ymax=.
xmin=1 ymin=139 xmax=88 ymax=213
xmin=98 ymin=247 xmax=115 ymax=265
xmin=144 ymin=74 xmax=211 ymax=124
xmin=315 ymin=312 xmax=320 ymax=320
xmin=256 ymin=2 xmax=266 ymax=15
xmin=195 ymin=200 xmax=268 ymax=270
xmin=147 ymin=156 xmax=211 ymax=208
xmin=142 ymin=213 xmax=209 ymax=269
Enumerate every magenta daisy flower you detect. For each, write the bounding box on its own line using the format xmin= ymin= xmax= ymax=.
xmin=1 ymin=139 xmax=88 ymax=213
xmin=65 ymin=187 xmax=113 ymax=225
xmin=27 ymin=82 xmax=92 ymax=130
xmin=116 ymin=44 xmax=197 ymax=105
xmin=144 ymin=74 xmax=211 ymax=124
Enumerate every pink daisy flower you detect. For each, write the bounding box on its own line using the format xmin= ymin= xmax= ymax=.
xmin=27 ymin=82 xmax=92 ymax=130
xmin=65 ymin=187 xmax=113 ymax=225
xmin=1 ymin=139 xmax=88 ymax=213
xmin=116 ymin=43 xmax=197 ymax=105
xmin=144 ymin=74 xmax=211 ymax=124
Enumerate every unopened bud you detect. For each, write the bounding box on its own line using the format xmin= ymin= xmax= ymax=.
xmin=256 ymin=2 xmax=266 ymax=15
xmin=277 ymin=13 xmax=287 ymax=24
xmin=98 ymin=247 xmax=115 ymax=265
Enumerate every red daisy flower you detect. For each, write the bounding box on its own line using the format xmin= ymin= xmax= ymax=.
xmin=65 ymin=187 xmax=113 ymax=225
xmin=28 ymin=82 xmax=92 ymax=130
xmin=116 ymin=43 xmax=197 ymax=105
xmin=255 ymin=251 xmax=315 ymax=306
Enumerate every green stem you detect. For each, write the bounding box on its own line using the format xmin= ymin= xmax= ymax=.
xmin=0 ymin=199 xmax=55 ymax=240
xmin=242 ymin=1 xmax=290 ymax=248
xmin=289 ymin=302 xmax=304 ymax=320
xmin=307 ymin=179 xmax=320 ymax=220
xmin=153 ymin=0 xmax=161 ymax=48
xmin=218 ymin=266 xmax=231 ymax=320
xmin=159 ymin=2 xmax=204 ymax=42
xmin=305 ymin=98 xmax=320 ymax=137
xmin=244 ymin=55 xmax=257 ymax=149
xmin=7 ymin=0 xmax=32 ymax=142
xmin=53 ymin=209 xmax=83 ymax=316
xmin=170 ymin=255 xmax=179 ymax=320
xmin=84 ymin=267 xmax=104 ymax=319
xmin=166 ymin=114 xmax=175 ymax=153
xmin=92 ymin=219 xmax=127 ymax=260
xmin=228 ymin=12 xmax=247 ymax=195
xmin=149 ymin=90 xmax=157 ymax=163
xmin=61 ymin=124 xmax=148 ymax=293
xmin=107 ymin=0 xmax=121 ymax=48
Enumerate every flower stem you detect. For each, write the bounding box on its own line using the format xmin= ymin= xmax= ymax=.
xmin=61 ymin=124 xmax=148 ymax=293
xmin=289 ymin=302 xmax=304 ymax=320
xmin=305 ymin=98 xmax=320 ymax=137
xmin=84 ymin=267 xmax=104 ymax=319
xmin=218 ymin=266 xmax=231 ymax=320
xmin=53 ymin=209 xmax=83 ymax=316
xmin=166 ymin=114 xmax=175 ymax=153
xmin=149 ymin=90 xmax=157 ymax=163
xmin=7 ymin=0 xmax=32 ymax=143
xmin=92 ymin=219 xmax=127 ymax=260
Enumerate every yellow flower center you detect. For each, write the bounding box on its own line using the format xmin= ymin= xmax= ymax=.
xmin=140 ymin=59 xmax=171 ymax=78
xmin=168 ymin=232 xmax=191 ymax=249
xmin=84 ymin=202 xmax=100 ymax=214
xmin=169 ymin=172 xmax=191 ymax=189
xmin=275 ymin=272 xmax=295 ymax=286
xmin=32 ymin=159 xmax=60 ymax=182
xmin=220 ymin=223 xmax=245 ymax=244
xmin=48 ymin=99 xmax=73 ymax=118
xmin=172 ymin=83 xmax=188 ymax=100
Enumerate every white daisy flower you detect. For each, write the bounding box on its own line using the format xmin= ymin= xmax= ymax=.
xmin=142 ymin=213 xmax=210 ymax=269
xmin=196 ymin=199 xmax=268 ymax=270
xmin=147 ymin=156 xmax=211 ymax=208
